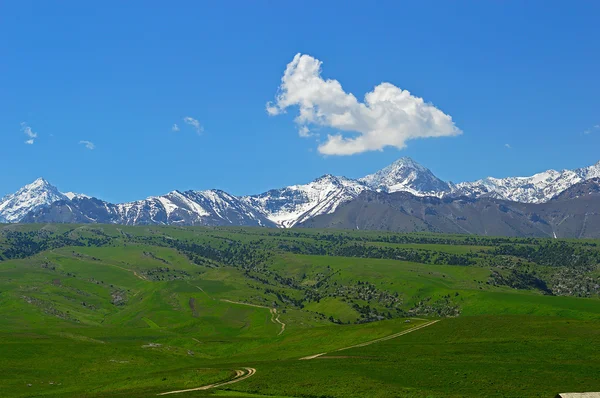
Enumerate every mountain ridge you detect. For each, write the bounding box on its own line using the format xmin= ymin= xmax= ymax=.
xmin=453 ymin=161 xmax=600 ymax=203
xmin=299 ymin=178 xmax=600 ymax=238
xmin=4 ymin=158 xmax=600 ymax=231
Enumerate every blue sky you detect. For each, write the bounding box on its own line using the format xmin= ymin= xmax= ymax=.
xmin=1 ymin=1 xmax=599 ymax=202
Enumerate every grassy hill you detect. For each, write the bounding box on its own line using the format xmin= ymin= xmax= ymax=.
xmin=1 ymin=224 xmax=599 ymax=397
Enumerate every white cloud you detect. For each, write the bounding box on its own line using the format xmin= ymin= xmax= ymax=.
xmin=183 ymin=117 xmax=203 ymax=134
xmin=21 ymin=122 xmax=37 ymax=144
xmin=505 ymin=143 xmax=511 ymax=149
xmin=172 ymin=123 xmax=180 ymax=132
xmin=298 ymin=125 xmax=313 ymax=138
xmin=583 ymin=124 xmax=599 ymax=135
xmin=266 ymin=53 xmax=462 ymax=155
xmin=79 ymin=140 xmax=95 ymax=150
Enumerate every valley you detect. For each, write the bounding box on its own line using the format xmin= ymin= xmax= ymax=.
xmin=1 ymin=224 xmax=599 ymax=397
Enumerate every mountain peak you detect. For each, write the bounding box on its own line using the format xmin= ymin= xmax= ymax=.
xmin=313 ymin=174 xmax=338 ymax=183
xmin=26 ymin=177 xmax=52 ymax=189
xmin=390 ymin=156 xmax=425 ymax=169
xmin=359 ymin=157 xmax=450 ymax=195
xmin=0 ymin=178 xmax=67 ymax=223
xmin=13 ymin=178 xmax=62 ymax=197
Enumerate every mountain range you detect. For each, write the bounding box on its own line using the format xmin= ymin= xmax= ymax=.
xmin=300 ymin=178 xmax=600 ymax=238
xmin=2 ymin=157 xmax=600 ymax=237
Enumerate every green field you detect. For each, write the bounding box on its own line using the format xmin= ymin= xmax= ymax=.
xmin=0 ymin=224 xmax=599 ymax=397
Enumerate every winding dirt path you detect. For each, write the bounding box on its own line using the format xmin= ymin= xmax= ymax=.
xmin=270 ymin=308 xmax=286 ymax=335
xmin=299 ymin=319 xmax=439 ymax=360
xmin=184 ymin=287 xmax=287 ymax=335
xmin=157 ymin=367 xmax=257 ymax=395
xmin=157 ymin=319 xmax=436 ymax=394
xmin=220 ymin=299 xmax=286 ymax=336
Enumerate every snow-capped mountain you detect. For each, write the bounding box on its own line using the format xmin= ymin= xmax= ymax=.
xmin=453 ymin=161 xmax=600 ymax=203
xmin=24 ymin=190 xmax=276 ymax=227
xmin=241 ymin=157 xmax=453 ymax=228
xmin=114 ymin=189 xmax=275 ymax=226
xmin=301 ymin=178 xmax=600 ymax=238
xmin=6 ymin=158 xmax=600 ymax=228
xmin=242 ymin=175 xmax=367 ymax=228
xmin=359 ymin=157 xmax=451 ymax=196
xmin=0 ymin=178 xmax=68 ymax=223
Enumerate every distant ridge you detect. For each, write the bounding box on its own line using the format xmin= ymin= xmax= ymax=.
xmin=4 ymin=158 xmax=600 ymax=235
xmin=299 ymin=178 xmax=600 ymax=238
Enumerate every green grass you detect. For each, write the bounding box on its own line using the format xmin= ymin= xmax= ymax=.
xmin=0 ymin=224 xmax=599 ymax=397
xmin=230 ymin=316 xmax=600 ymax=398
xmin=304 ymin=297 xmax=359 ymax=323
xmin=0 ymin=328 xmax=234 ymax=397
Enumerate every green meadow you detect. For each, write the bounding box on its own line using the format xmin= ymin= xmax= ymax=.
xmin=0 ymin=224 xmax=599 ymax=397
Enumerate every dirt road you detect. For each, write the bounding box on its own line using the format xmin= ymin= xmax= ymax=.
xmin=159 ymin=320 xmax=437 ymax=394
xmin=157 ymin=367 xmax=257 ymax=395
xmin=270 ymin=308 xmax=286 ymax=335
xmin=221 ymin=299 xmax=286 ymax=335
xmin=184 ymin=289 xmax=287 ymax=335
xmin=299 ymin=319 xmax=439 ymax=360
xmin=220 ymin=299 xmax=269 ymax=309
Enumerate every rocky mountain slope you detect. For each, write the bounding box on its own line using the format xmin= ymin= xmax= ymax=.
xmin=299 ymin=178 xmax=600 ymax=238
xmin=551 ymin=177 xmax=600 ymax=201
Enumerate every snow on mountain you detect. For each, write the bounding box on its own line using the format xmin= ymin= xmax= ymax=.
xmin=64 ymin=192 xmax=91 ymax=200
xmin=23 ymin=189 xmax=276 ymax=227
xmin=7 ymin=158 xmax=600 ymax=227
xmin=112 ymin=189 xmax=276 ymax=227
xmin=0 ymin=178 xmax=68 ymax=223
xmin=242 ymin=175 xmax=367 ymax=228
xmin=551 ymin=177 xmax=600 ymax=201
xmin=454 ymin=161 xmax=600 ymax=203
xmin=359 ymin=157 xmax=451 ymax=196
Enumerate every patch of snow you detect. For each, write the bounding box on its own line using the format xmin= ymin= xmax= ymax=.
xmin=64 ymin=192 xmax=91 ymax=200
xmin=155 ymin=196 xmax=178 ymax=217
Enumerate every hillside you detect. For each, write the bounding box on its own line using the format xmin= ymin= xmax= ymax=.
xmin=0 ymin=224 xmax=599 ymax=396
